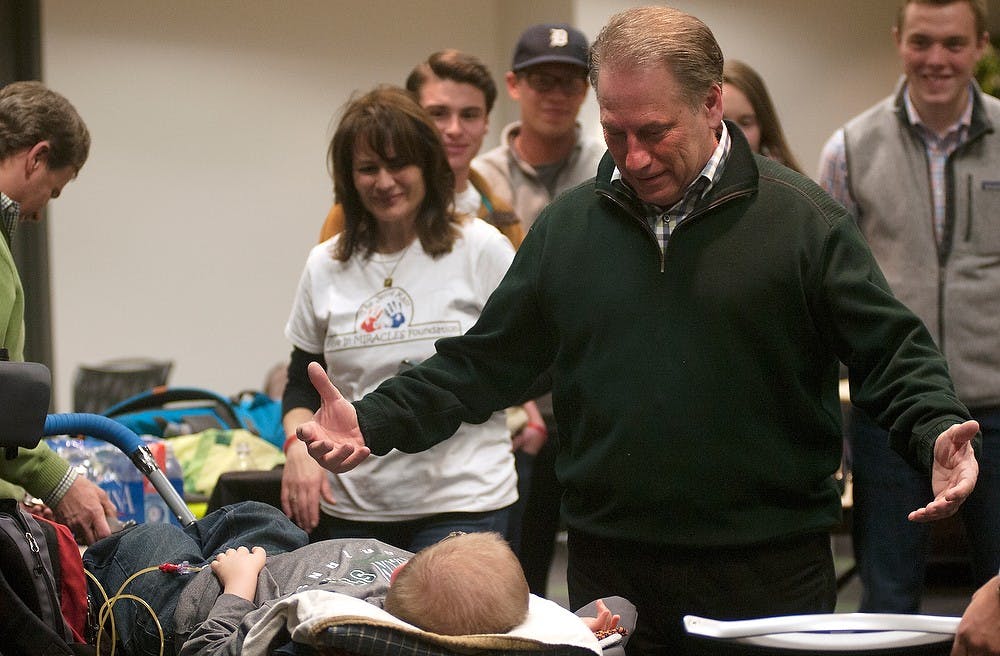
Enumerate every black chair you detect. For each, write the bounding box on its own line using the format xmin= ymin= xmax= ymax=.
xmin=72 ymin=357 xmax=172 ymax=414
xmin=0 ymin=359 xmax=51 ymax=458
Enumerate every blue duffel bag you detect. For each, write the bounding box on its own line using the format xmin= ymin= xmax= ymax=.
xmin=101 ymin=387 xmax=284 ymax=449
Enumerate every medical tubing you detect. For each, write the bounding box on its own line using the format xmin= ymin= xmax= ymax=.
xmin=43 ymin=413 xmax=196 ymax=526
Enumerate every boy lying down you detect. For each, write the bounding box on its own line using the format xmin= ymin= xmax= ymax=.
xmin=83 ymin=501 xmax=631 ymax=656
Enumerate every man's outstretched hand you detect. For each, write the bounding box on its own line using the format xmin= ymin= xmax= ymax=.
xmin=909 ymin=419 xmax=979 ymax=523
xmin=295 ymin=361 xmax=371 ymax=473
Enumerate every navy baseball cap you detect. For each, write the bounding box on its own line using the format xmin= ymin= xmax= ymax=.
xmin=511 ymin=23 xmax=589 ymax=73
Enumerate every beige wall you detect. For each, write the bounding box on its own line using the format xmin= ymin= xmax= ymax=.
xmin=574 ymin=0 xmax=902 ymax=174
xmin=42 ymin=1 xmax=908 ymax=410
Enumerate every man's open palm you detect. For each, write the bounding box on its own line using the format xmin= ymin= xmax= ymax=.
xmin=296 ymin=361 xmax=371 ymax=473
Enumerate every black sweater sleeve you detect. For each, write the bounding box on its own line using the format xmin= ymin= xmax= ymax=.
xmin=281 ymin=347 xmax=326 ymax=417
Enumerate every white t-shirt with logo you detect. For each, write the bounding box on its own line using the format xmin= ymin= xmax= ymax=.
xmin=285 ymin=217 xmax=517 ymax=520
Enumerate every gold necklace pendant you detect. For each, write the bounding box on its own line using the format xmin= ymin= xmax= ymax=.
xmin=380 ymin=238 xmax=415 ymax=290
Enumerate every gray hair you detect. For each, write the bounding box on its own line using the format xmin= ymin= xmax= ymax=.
xmin=589 ymin=6 xmax=724 ymax=108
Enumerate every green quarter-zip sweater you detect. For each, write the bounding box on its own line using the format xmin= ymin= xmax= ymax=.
xmin=354 ymin=124 xmax=971 ymax=548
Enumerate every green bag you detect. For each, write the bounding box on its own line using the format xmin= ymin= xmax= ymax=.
xmin=167 ymin=428 xmax=285 ymax=497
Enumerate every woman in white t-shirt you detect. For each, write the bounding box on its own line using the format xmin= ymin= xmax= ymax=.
xmin=281 ymin=86 xmax=518 ymax=551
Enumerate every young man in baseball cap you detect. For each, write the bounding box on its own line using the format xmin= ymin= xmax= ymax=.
xmin=474 ymin=23 xmax=606 ymax=598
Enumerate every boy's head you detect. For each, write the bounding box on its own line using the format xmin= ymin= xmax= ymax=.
xmin=384 ymin=531 xmax=529 ymax=635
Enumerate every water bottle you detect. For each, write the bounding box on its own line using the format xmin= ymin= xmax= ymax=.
xmin=235 ymin=441 xmax=257 ymax=471
xmin=139 ymin=437 xmax=182 ymax=525
xmin=48 ymin=436 xmax=92 ymax=480
xmin=94 ymin=443 xmax=142 ymax=525
xmin=165 ymin=442 xmax=185 ymax=501
xmin=118 ymin=449 xmax=145 ymax=524
xmin=93 ymin=450 xmax=121 ymax=509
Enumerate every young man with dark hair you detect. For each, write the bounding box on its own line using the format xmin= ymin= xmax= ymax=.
xmin=474 ymin=23 xmax=606 ymax=230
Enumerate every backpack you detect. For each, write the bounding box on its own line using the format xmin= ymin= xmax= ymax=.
xmin=102 ymin=387 xmax=284 ymax=449
xmin=0 ymin=498 xmax=90 ymax=656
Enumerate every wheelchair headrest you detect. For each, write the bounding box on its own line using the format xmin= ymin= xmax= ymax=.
xmin=0 ymin=360 xmax=52 ymax=457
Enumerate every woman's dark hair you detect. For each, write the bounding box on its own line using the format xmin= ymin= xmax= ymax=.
xmin=328 ymin=85 xmax=457 ymax=261
xmin=723 ymin=60 xmax=802 ymax=173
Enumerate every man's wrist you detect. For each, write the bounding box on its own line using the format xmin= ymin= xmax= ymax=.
xmin=283 ymin=434 xmax=300 ymax=454
xmin=43 ymin=466 xmax=79 ymax=508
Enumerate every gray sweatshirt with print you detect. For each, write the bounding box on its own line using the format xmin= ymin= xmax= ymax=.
xmin=174 ymin=538 xmax=411 ymax=656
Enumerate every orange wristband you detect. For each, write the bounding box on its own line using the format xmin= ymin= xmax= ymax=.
xmin=283 ymin=434 xmax=299 ymax=454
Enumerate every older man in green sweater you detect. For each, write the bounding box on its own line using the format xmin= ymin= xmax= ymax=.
xmin=288 ymin=7 xmax=983 ymax=654
xmin=0 ymin=80 xmax=116 ymax=544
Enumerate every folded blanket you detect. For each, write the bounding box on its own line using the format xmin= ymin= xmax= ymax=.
xmin=243 ymin=591 xmax=601 ymax=655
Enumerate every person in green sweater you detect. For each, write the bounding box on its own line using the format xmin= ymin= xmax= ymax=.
xmin=0 ymin=80 xmax=116 ymax=544
xmin=289 ymin=7 xmax=980 ymax=654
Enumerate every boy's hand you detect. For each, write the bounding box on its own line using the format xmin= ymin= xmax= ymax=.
xmin=211 ymin=546 xmax=266 ymax=602
xmin=581 ymin=599 xmax=621 ymax=634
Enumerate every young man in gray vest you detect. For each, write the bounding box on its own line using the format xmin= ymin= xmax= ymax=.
xmin=818 ymin=0 xmax=1000 ymax=613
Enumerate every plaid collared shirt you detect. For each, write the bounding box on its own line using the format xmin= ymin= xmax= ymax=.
xmin=612 ymin=122 xmax=732 ymax=256
xmin=0 ymin=192 xmax=20 ymax=246
xmin=902 ymin=88 xmax=972 ymax=245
